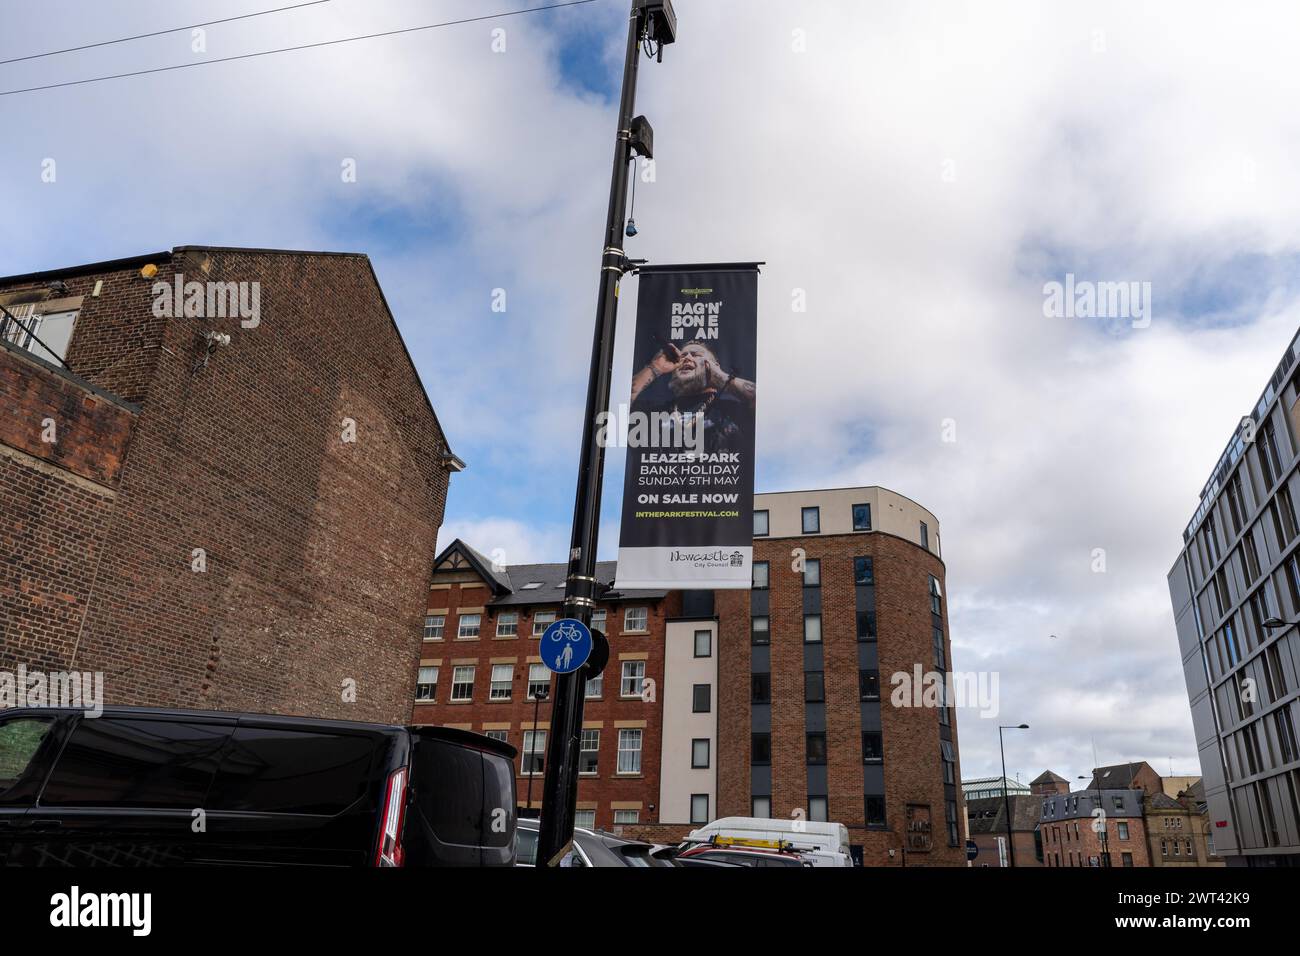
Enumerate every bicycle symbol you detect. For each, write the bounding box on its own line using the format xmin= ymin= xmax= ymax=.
xmin=549 ymin=621 xmax=585 ymax=643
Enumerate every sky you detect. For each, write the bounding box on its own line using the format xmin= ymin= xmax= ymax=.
xmin=4 ymin=0 xmax=1300 ymax=787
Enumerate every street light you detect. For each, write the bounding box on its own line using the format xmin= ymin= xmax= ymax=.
xmin=998 ymin=724 xmax=1029 ymax=867
xmin=525 ymin=685 xmax=550 ymax=815
xmin=536 ymin=0 xmax=678 ymax=868
xmin=1078 ymin=774 xmax=1110 ymax=867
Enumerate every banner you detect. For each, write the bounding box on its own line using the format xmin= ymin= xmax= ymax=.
xmin=614 ymin=264 xmax=760 ymax=589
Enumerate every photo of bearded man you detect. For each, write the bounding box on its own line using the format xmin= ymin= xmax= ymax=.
xmin=629 ymin=340 xmax=756 ymax=454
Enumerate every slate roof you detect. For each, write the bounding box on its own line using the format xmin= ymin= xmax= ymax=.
xmin=435 ymin=540 xmax=668 ymax=607
xmin=1088 ymin=762 xmax=1149 ymax=791
xmin=1031 ymin=770 xmax=1068 ymax=785
xmin=966 ymin=795 xmax=1042 ymax=834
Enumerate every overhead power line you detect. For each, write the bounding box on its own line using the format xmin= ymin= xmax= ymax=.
xmin=0 ymin=0 xmax=336 ymax=67
xmin=0 ymin=0 xmax=600 ymax=97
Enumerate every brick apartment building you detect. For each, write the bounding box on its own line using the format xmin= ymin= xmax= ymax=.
xmin=1040 ymin=786 xmax=1151 ymax=867
xmin=418 ymin=486 xmax=967 ymax=865
xmin=0 ymin=247 xmax=460 ymax=723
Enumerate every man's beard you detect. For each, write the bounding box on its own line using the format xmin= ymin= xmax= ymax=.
xmin=668 ymin=362 xmax=708 ymax=399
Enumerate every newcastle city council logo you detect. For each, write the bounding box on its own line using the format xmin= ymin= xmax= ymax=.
xmin=729 ymin=551 xmax=743 ymax=567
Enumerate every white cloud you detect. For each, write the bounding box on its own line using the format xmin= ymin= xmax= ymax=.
xmin=7 ymin=0 xmax=1299 ymax=783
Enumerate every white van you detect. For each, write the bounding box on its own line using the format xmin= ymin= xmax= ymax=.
xmin=685 ymin=817 xmax=854 ymax=867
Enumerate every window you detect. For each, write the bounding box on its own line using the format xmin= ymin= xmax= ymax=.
xmin=863 ymin=731 xmax=883 ymax=762
xmin=532 ymin=611 xmax=556 ymax=636
xmin=933 ymin=626 xmax=946 ymax=669
xmin=457 ymin=613 xmax=481 ymax=639
xmin=857 ymin=611 xmax=876 ymax=640
xmin=1117 ymin=821 xmax=1130 ymax=840
xmin=804 ymin=671 xmax=824 ymax=703
xmin=920 ymin=521 xmax=929 ymax=550
xmin=490 ymin=664 xmax=513 ymax=700
xmin=495 ymin=611 xmax=518 ymax=637
xmin=620 ymin=660 xmax=645 ymax=697
xmin=694 ymin=629 xmax=712 ymax=657
xmin=484 ymin=730 xmax=508 ymax=744
xmin=754 ymin=510 xmax=769 ymax=536
xmin=859 ymin=669 xmax=880 ymax=700
xmin=1281 ymin=485 xmax=1300 ymax=543
xmin=580 ymin=730 xmax=600 ymax=775
xmin=416 ymin=666 xmax=438 ymax=701
xmin=691 ymin=794 xmax=710 ymax=825
xmin=590 ymin=608 xmax=607 ymax=633
xmin=853 ymin=503 xmax=872 ymax=532
xmin=928 ymin=575 xmax=943 ymax=615
xmin=693 ymin=684 xmax=712 ymax=713
xmin=803 ymin=559 xmax=821 ymax=587
xmin=941 ymin=740 xmax=955 ymax=783
xmin=691 ymin=739 xmax=710 ymax=769
xmin=585 ymin=672 xmax=603 ymax=699
xmin=521 ymin=582 xmax=544 ymax=590
xmin=0 ymin=718 xmax=52 ymax=795
xmin=624 ymin=607 xmax=648 ymax=632
xmin=1260 ymin=419 xmax=1284 ymax=490
xmin=423 ymin=615 xmax=445 ymax=640
xmin=752 ymin=561 xmax=769 ymax=589
xmin=854 ymin=556 xmax=874 ymax=585
xmin=527 ymin=663 xmax=550 ymax=700
xmin=451 ymin=666 xmax=475 ymax=701
xmin=802 ymin=507 xmax=820 ymax=534
xmin=617 ymin=729 xmax=643 ymax=774
xmin=803 ymin=614 xmax=822 ymax=643
xmin=522 ymin=730 xmax=546 ymax=775
xmin=751 ymin=616 xmax=770 ymax=645
xmin=752 ymin=733 xmax=772 ymax=765
xmin=752 ymin=796 xmax=771 ymax=818
xmin=575 ymin=809 xmax=596 ymax=829
xmin=613 ymin=809 xmax=639 ymax=825
xmin=808 ymin=796 xmax=828 ymax=823
xmin=752 ymin=673 xmax=771 ymax=704
xmin=806 ymin=733 xmax=827 ymax=765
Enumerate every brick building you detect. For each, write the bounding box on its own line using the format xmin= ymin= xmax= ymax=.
xmin=967 ymin=794 xmax=1044 ymax=866
xmin=419 ymin=486 xmax=967 ymax=864
xmin=1040 ymin=787 xmax=1151 ymax=867
xmin=0 ymin=247 xmax=460 ymax=723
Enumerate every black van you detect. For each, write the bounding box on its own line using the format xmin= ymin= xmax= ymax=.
xmin=0 ymin=707 xmax=517 ymax=867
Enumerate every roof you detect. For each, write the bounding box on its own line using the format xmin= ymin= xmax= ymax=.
xmin=433 ymin=539 xmax=669 ymax=607
xmin=1088 ymin=762 xmax=1152 ymax=790
xmin=966 ymin=795 xmax=1042 ymax=834
xmin=1146 ymin=793 xmax=1184 ymax=811
xmin=1031 ymin=770 xmax=1068 ymax=784
xmin=0 ymin=246 xmax=459 ymax=466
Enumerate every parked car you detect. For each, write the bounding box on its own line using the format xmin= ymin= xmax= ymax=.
xmin=0 ymin=706 xmax=517 ymax=867
xmin=675 ymin=841 xmax=812 ymax=867
xmin=515 ymin=819 xmax=666 ymax=867
xmin=685 ymin=816 xmax=854 ymax=867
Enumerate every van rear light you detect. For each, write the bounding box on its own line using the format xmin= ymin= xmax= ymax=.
xmin=375 ymin=767 xmax=408 ymax=867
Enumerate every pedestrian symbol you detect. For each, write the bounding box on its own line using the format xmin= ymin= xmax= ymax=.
xmin=541 ymin=618 xmax=593 ymax=675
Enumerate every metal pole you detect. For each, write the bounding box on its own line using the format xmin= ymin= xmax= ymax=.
xmin=536 ymin=2 xmax=646 ymax=867
xmin=999 ymin=727 xmax=1015 ymax=868
xmin=526 ymin=687 xmax=547 ymax=812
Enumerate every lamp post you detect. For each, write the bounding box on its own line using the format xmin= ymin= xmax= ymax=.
xmin=536 ymin=0 xmax=677 ymax=869
xmin=998 ymin=724 xmax=1029 ymax=867
xmin=1079 ymin=774 xmax=1110 ymax=866
xmin=525 ymin=685 xmax=549 ymax=814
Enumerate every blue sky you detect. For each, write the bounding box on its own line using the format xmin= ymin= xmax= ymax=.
xmin=7 ymin=0 xmax=1300 ymax=786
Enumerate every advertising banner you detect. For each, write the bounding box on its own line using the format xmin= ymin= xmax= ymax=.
xmin=614 ymin=263 xmax=759 ymax=589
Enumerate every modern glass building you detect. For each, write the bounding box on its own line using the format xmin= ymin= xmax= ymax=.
xmin=1168 ymin=329 xmax=1300 ymax=866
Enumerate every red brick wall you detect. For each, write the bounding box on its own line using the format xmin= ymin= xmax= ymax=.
xmin=1042 ymin=816 xmax=1151 ymax=867
xmin=413 ymin=571 xmax=673 ymax=830
xmin=0 ymin=249 xmax=452 ymax=724
xmin=0 ymin=344 xmax=136 ymax=673
xmin=717 ymin=531 xmax=967 ymax=866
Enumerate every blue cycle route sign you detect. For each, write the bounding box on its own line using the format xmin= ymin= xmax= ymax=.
xmin=541 ymin=618 xmax=593 ymax=674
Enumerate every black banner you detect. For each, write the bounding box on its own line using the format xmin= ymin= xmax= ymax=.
xmin=614 ymin=264 xmax=760 ymax=589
